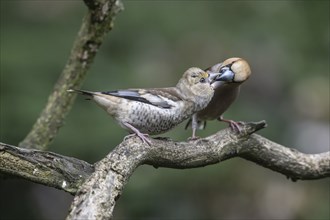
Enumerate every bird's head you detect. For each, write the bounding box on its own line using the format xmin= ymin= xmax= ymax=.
xmin=209 ymin=57 xmax=251 ymax=85
xmin=177 ymin=67 xmax=214 ymax=101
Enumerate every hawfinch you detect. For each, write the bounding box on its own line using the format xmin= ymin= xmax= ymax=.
xmin=186 ymin=57 xmax=251 ymax=139
xmin=69 ymin=67 xmax=215 ymax=145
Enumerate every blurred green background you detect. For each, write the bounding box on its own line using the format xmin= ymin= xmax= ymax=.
xmin=1 ymin=1 xmax=329 ymax=219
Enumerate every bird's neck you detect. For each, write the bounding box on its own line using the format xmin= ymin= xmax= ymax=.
xmin=175 ymin=80 xmax=191 ymax=100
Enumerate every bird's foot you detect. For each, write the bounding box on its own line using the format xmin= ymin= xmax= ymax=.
xmin=123 ymin=122 xmax=152 ymax=145
xmin=228 ymin=120 xmax=243 ymax=133
xmin=123 ymin=133 xmax=136 ymax=141
xmin=187 ymin=128 xmax=202 ymax=141
xmin=218 ymin=116 xmax=243 ymax=133
xmin=124 ymin=133 xmax=151 ymax=145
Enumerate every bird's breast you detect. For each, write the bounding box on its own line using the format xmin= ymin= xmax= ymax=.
xmin=197 ymin=84 xmax=240 ymax=121
xmin=116 ymin=100 xmax=191 ymax=135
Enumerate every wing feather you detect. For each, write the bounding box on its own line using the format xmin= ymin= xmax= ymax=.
xmin=101 ymin=89 xmax=177 ymax=109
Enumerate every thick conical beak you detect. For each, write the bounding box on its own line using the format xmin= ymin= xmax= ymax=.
xmin=208 ymin=72 xmax=220 ymax=81
xmin=209 ymin=72 xmax=225 ymax=89
xmin=214 ymin=68 xmax=235 ymax=82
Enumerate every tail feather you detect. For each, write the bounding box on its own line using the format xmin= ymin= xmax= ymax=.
xmin=67 ymin=89 xmax=95 ymax=97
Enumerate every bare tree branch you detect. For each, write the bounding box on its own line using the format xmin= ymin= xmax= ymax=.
xmin=65 ymin=121 xmax=330 ymax=219
xmin=19 ymin=0 xmax=123 ymax=150
xmin=0 ymin=142 xmax=94 ymax=194
xmin=1 ymin=121 xmax=329 ymax=218
xmin=237 ymin=135 xmax=330 ymax=181
xmin=3 ymin=0 xmax=327 ymax=219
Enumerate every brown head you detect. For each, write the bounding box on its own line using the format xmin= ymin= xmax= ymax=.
xmin=176 ymin=67 xmax=214 ymax=104
xmin=211 ymin=57 xmax=251 ymax=84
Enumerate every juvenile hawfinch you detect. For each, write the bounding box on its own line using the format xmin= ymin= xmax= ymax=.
xmin=69 ymin=67 xmax=215 ymax=145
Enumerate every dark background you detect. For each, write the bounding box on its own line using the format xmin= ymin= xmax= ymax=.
xmin=1 ymin=1 xmax=329 ymax=219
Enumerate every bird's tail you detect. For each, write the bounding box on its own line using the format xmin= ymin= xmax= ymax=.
xmin=67 ymin=89 xmax=96 ymax=100
xmin=67 ymin=89 xmax=95 ymax=96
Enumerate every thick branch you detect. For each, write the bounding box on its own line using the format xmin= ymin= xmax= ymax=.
xmin=66 ymin=121 xmax=330 ymax=219
xmin=238 ymin=135 xmax=330 ymax=181
xmin=67 ymin=141 xmax=145 ymax=220
xmin=19 ymin=0 xmax=123 ymax=150
xmin=0 ymin=142 xmax=94 ymax=194
xmin=1 ymin=122 xmax=329 ymax=218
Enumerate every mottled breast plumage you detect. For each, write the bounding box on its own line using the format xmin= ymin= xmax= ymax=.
xmin=69 ymin=66 xmax=214 ymax=143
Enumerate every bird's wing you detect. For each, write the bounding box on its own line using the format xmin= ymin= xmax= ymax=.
xmin=101 ymin=89 xmax=179 ymax=109
xmin=147 ymin=88 xmax=183 ymax=101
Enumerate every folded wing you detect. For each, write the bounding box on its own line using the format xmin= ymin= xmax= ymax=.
xmin=102 ymin=89 xmax=175 ymax=109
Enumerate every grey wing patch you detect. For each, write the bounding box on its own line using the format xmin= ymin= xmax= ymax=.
xmin=105 ymin=90 xmax=140 ymax=97
xmin=102 ymin=90 xmax=173 ymax=109
xmin=141 ymin=92 xmax=173 ymax=108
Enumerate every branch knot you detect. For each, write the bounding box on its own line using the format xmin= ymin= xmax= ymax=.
xmin=236 ymin=120 xmax=268 ymax=138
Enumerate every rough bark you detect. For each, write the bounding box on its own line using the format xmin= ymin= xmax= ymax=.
xmin=0 ymin=142 xmax=94 ymax=194
xmin=1 ymin=121 xmax=328 ymax=219
xmin=64 ymin=120 xmax=329 ymax=219
xmin=18 ymin=0 xmax=124 ymax=150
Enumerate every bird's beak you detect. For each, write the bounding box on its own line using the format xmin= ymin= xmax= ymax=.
xmin=209 ymin=72 xmax=225 ymax=89
xmin=208 ymin=72 xmax=220 ymax=81
xmin=214 ymin=68 xmax=235 ymax=82
xmin=209 ymin=68 xmax=235 ymax=89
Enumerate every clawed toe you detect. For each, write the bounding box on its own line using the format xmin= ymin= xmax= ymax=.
xmin=124 ymin=133 xmax=151 ymax=145
xmin=228 ymin=121 xmax=243 ymax=133
xmin=123 ymin=122 xmax=152 ymax=145
xmin=219 ymin=116 xmax=243 ymax=133
xmin=139 ymin=134 xmax=152 ymax=145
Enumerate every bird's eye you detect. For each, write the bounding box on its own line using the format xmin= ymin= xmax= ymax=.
xmin=200 ymin=78 xmax=206 ymax=83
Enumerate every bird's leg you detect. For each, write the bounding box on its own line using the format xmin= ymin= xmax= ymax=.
xmin=122 ymin=122 xmax=152 ymax=145
xmin=188 ymin=114 xmax=200 ymax=140
xmin=188 ymin=127 xmax=198 ymax=141
xmin=218 ymin=115 xmax=242 ymax=133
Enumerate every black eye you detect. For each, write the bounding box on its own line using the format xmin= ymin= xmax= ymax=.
xmin=199 ymin=78 xmax=206 ymax=83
